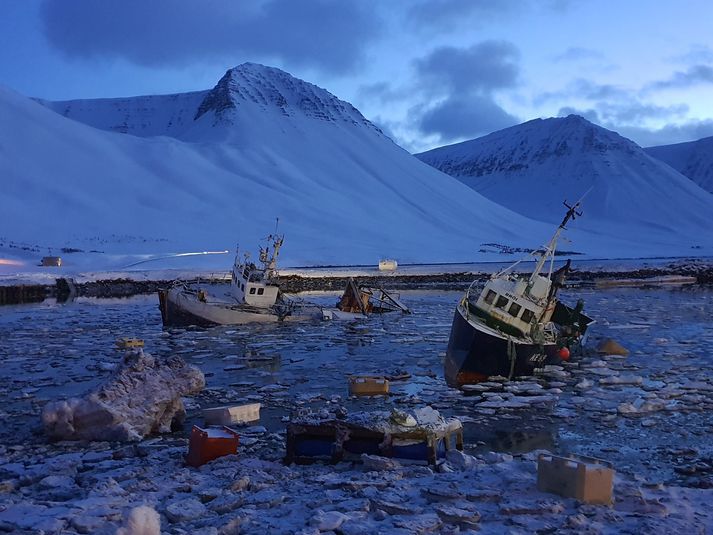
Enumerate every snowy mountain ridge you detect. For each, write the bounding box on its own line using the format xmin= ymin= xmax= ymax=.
xmin=39 ymin=90 xmax=209 ymax=139
xmin=645 ymin=136 xmax=713 ymax=194
xmin=418 ymin=115 xmax=639 ymax=178
xmin=415 ymin=115 xmax=713 ymax=246
xmin=39 ymin=63 xmax=380 ymax=141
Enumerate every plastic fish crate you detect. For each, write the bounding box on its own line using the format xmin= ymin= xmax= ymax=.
xmin=348 ymin=376 xmax=390 ymax=396
xmin=186 ymin=426 xmax=240 ymax=467
xmin=115 ymin=338 xmax=144 ymax=349
xmin=537 ymin=453 xmax=614 ymax=504
xmin=203 ymin=403 xmax=261 ymax=426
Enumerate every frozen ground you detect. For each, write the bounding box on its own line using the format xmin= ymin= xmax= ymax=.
xmin=1 ymin=287 xmax=712 ymax=532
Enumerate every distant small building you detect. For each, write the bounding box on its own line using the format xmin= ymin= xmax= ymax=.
xmin=378 ymin=259 xmax=398 ymax=271
xmin=41 ymin=256 xmax=62 ymax=267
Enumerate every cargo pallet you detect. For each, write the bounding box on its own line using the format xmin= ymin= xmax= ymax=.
xmin=285 ymin=420 xmax=463 ymax=466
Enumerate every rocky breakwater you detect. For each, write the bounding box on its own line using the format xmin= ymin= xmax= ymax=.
xmin=41 ymin=349 xmax=205 ymax=442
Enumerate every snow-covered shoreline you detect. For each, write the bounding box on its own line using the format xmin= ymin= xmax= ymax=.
xmin=1 ymin=434 xmax=711 ymax=534
xmin=2 ymin=256 xmax=712 ymax=288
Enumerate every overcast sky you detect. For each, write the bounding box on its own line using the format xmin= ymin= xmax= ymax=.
xmin=2 ymin=0 xmax=713 ymax=152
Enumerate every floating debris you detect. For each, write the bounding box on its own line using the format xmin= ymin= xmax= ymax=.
xmin=286 ymin=407 xmax=463 ymax=465
xmin=186 ymin=425 xmax=240 ymax=467
xmin=203 ymin=403 xmax=261 ymax=426
xmin=115 ymin=337 xmax=144 ymax=350
xmin=597 ymin=338 xmax=630 ymax=356
xmin=348 ymin=375 xmax=390 ymax=396
xmin=537 ymin=453 xmax=614 ymax=505
xmin=41 ymin=349 xmax=204 ymax=442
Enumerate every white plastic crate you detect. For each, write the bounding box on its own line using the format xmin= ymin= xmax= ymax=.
xmin=203 ymin=403 xmax=261 ymax=426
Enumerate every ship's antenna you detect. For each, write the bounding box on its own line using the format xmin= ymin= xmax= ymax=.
xmin=528 ymin=189 xmax=588 ymax=288
xmin=559 ymin=187 xmax=591 ymax=229
xmin=274 ymin=217 xmax=280 ymax=236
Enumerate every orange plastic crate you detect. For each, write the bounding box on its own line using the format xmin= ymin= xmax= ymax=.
xmin=186 ymin=425 xmax=240 ymax=467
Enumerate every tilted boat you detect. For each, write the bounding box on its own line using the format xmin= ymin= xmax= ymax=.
xmin=158 ymin=233 xmax=320 ymax=326
xmin=445 ymin=201 xmax=594 ymax=387
xmin=158 ymin=233 xmax=410 ymax=327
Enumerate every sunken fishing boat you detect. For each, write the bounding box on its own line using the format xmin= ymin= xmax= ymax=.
xmin=159 ymin=231 xmax=409 ymax=327
xmin=445 ymin=201 xmax=594 ymax=387
xmin=158 ymin=232 xmax=311 ymax=326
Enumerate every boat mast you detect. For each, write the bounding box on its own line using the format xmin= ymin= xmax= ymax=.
xmin=528 ymin=200 xmax=582 ymax=286
xmin=260 ymin=218 xmax=283 ymax=281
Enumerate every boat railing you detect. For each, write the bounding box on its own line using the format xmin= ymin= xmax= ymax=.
xmin=464 ymin=278 xmax=482 ymax=305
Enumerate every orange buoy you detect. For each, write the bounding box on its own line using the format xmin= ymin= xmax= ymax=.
xmin=558 ymin=347 xmax=571 ymax=361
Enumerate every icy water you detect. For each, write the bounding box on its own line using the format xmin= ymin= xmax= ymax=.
xmin=1 ymin=286 xmax=712 ymax=487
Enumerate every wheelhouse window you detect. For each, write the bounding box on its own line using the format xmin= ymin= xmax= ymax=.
xmin=484 ymin=290 xmax=496 ymax=305
xmin=495 ymin=295 xmax=509 ymax=309
xmin=508 ymin=302 xmax=522 ymax=317
xmin=521 ymin=308 xmax=535 ymax=323
xmin=249 ymin=287 xmax=256 ymax=295
xmin=257 ymin=288 xmax=264 ymax=295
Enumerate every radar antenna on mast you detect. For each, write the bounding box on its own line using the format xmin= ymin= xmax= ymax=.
xmin=559 ymin=186 xmax=592 ymax=229
xmin=559 ymin=199 xmax=583 ymax=229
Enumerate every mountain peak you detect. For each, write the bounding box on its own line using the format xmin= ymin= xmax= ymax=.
xmin=417 ymin=114 xmax=639 ymax=178
xmin=194 ymin=62 xmax=377 ymax=130
xmin=521 ymin=115 xmax=639 ymax=156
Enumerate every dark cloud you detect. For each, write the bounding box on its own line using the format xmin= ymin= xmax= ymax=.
xmin=405 ymin=0 xmax=574 ymax=33
xmin=556 ymin=98 xmax=688 ymax=128
xmin=356 ymin=82 xmax=406 ymax=105
xmin=406 ymin=40 xmax=521 ymax=143
xmin=669 ymin=45 xmax=713 ymax=65
xmin=572 ymin=80 xmax=627 ymax=101
xmin=418 ymin=95 xmax=518 ymax=139
xmin=596 ymin=102 xmax=688 ymax=123
xmin=40 ymin=0 xmax=381 ymax=74
xmin=415 ymin=41 xmax=520 ymax=94
xmin=556 ymin=107 xmax=713 ymax=148
xmin=557 ymin=106 xmax=601 ymax=124
xmin=406 ymin=0 xmax=522 ymax=31
xmin=553 ymin=47 xmax=605 ymax=62
xmin=646 ymin=65 xmax=713 ymax=91
xmin=535 ymin=78 xmax=627 ymax=105
xmin=618 ymin=120 xmax=713 ymax=147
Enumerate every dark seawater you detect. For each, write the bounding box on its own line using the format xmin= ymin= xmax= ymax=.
xmin=1 ymin=286 xmax=712 ymax=485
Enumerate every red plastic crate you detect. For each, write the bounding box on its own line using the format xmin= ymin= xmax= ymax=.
xmin=186 ymin=425 xmax=240 ymax=467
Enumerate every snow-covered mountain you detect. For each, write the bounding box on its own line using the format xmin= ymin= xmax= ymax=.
xmin=2 ymin=64 xmax=569 ymax=269
xmin=39 ymin=64 xmax=378 ymax=142
xmin=39 ymin=90 xmax=209 ymax=139
xmin=645 ymin=136 xmax=713 ymax=194
xmin=416 ymin=115 xmax=713 ymax=249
